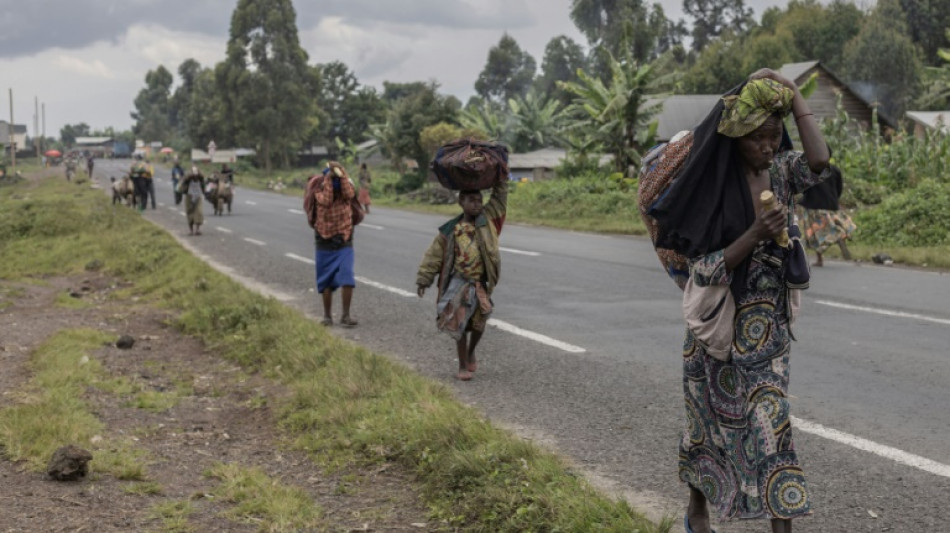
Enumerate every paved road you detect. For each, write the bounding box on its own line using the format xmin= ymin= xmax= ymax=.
xmin=95 ymin=160 xmax=949 ymax=531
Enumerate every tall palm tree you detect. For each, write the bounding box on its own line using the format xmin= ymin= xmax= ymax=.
xmin=507 ymin=90 xmax=568 ymax=152
xmin=459 ymin=99 xmax=509 ymax=143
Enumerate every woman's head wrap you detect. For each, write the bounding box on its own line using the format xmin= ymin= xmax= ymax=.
xmin=717 ymin=78 xmax=794 ymax=138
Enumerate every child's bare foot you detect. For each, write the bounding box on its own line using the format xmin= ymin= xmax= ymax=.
xmin=466 ymin=354 xmax=477 ymax=373
xmin=456 ymin=369 xmax=472 ymax=381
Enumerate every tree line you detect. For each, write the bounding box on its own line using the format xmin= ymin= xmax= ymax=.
xmin=108 ymin=0 xmax=950 ymax=176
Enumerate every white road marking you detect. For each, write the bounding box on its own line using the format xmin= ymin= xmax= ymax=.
xmin=355 ymin=276 xmax=416 ymax=297
xmin=215 ymin=227 xmax=232 ymax=234
xmin=487 ymin=319 xmax=586 ymax=353
xmin=285 ymin=253 xmax=314 ymax=265
xmin=158 ymin=202 xmax=166 ymax=207
xmin=167 ymin=207 xmax=178 ymax=212
xmin=500 ymin=246 xmax=541 ymax=257
xmin=360 ymin=223 xmax=385 ymax=230
xmin=288 ymin=208 xmax=305 ymax=215
xmin=243 ymin=238 xmax=266 ymax=246
xmin=791 ymin=416 xmax=950 ymax=478
xmin=815 ymin=300 xmax=950 ymax=326
xmin=245 ymin=201 xmax=257 ymax=206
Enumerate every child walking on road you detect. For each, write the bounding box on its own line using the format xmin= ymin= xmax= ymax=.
xmin=416 ymin=178 xmax=508 ymax=381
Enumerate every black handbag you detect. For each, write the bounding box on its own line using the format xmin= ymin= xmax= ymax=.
xmin=785 ymin=223 xmax=810 ymax=289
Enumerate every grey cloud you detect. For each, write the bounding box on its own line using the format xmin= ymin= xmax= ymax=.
xmin=0 ymin=0 xmax=535 ymax=59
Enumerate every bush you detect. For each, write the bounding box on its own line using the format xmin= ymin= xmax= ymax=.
xmin=854 ymin=180 xmax=950 ymax=246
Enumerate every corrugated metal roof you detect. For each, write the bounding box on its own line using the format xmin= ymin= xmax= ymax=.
xmin=75 ymin=136 xmax=114 ymax=144
xmin=779 ymin=61 xmax=820 ymax=83
xmin=648 ymin=95 xmax=721 ymax=141
xmin=905 ymin=111 xmax=950 ymax=131
xmin=508 ymin=147 xmax=566 ymax=169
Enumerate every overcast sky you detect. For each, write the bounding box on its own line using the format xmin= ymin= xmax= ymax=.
xmin=1 ymin=0 xmax=801 ymax=139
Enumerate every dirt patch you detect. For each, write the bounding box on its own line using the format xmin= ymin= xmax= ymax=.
xmin=0 ymin=274 xmax=436 ymax=532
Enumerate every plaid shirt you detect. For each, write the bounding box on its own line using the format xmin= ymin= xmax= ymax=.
xmin=314 ymin=175 xmax=355 ymax=241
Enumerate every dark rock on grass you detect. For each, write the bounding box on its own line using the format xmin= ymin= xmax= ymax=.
xmin=47 ymin=445 xmax=93 ymax=481
xmin=84 ymin=259 xmax=103 ymax=272
xmin=116 ymin=335 xmax=135 ymax=349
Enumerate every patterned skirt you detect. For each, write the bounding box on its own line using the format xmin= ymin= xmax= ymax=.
xmin=679 ymin=327 xmax=810 ymax=520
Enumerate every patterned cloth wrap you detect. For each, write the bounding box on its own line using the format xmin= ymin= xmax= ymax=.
xmin=637 ymin=131 xmax=694 ymax=290
xmin=717 ymin=78 xmax=794 ymax=138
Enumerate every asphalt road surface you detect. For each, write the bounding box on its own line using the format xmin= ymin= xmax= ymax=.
xmin=94 ymin=160 xmax=949 ymax=532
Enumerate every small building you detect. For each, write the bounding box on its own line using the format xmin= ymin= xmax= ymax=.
xmin=904 ymin=111 xmax=950 ymax=138
xmin=508 ymin=148 xmax=566 ymax=181
xmin=75 ymin=136 xmax=115 ymax=157
xmin=0 ymin=120 xmax=28 ymax=153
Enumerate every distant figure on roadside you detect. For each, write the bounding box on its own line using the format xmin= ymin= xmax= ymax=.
xmin=65 ymin=157 xmax=77 ymax=181
xmin=416 ymin=177 xmax=508 ymax=381
xmin=86 ymin=155 xmax=94 ymax=178
xmin=130 ymin=155 xmax=154 ymax=211
xmin=171 ymin=159 xmax=185 ymax=206
xmin=313 ymin=162 xmax=358 ymax=328
xmin=358 ymin=163 xmax=372 ymax=214
xmin=181 ymin=166 xmax=205 ymax=235
xmin=796 ymin=165 xmax=855 ymax=267
xmin=220 ymin=163 xmax=234 ymax=184
xmin=649 ymin=69 xmax=832 ymax=533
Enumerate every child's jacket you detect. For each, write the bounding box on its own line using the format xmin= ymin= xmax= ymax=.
xmin=416 ymin=179 xmax=508 ymax=300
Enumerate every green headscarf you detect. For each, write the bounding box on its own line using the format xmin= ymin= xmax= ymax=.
xmin=717 ymin=78 xmax=794 ymax=138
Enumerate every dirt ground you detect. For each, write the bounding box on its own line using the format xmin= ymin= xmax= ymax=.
xmin=0 ymin=273 xmax=436 ymax=532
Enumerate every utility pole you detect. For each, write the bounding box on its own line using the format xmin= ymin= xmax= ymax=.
xmin=9 ymin=88 xmax=15 ymax=175
xmin=35 ymin=96 xmax=40 ymax=159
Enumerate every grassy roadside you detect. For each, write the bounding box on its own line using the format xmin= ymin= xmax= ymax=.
xmin=0 ymin=176 xmax=670 ymax=531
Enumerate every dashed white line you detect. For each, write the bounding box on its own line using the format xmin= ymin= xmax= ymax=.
xmin=243 ymin=238 xmax=266 ymax=246
xmin=487 ymin=319 xmax=586 ymax=353
xmin=815 ymin=300 xmax=950 ymax=326
xmin=288 ymin=208 xmax=305 ymax=215
xmin=285 ymin=253 xmax=314 ymax=265
xmin=500 ymin=246 xmax=541 ymax=257
xmin=215 ymin=226 xmax=232 ymax=234
xmin=360 ymin=223 xmax=385 ymax=230
xmin=354 ymin=276 xmax=416 ymax=297
xmin=245 ymin=201 xmax=257 ymax=206
xmin=791 ymin=416 xmax=950 ymax=478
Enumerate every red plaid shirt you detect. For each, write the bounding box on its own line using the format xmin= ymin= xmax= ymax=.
xmin=314 ymin=175 xmax=355 ymax=240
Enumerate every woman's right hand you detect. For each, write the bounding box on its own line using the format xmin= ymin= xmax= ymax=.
xmin=750 ymin=204 xmax=787 ymax=241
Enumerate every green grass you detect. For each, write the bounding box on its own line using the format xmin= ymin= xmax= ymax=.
xmin=0 ymin=174 xmax=670 ymax=532
xmin=125 ymin=480 xmax=164 ymax=496
xmin=205 ymin=463 xmax=324 ymax=532
xmin=0 ymin=328 xmax=148 ymax=479
xmin=147 ymin=500 xmax=196 ymax=533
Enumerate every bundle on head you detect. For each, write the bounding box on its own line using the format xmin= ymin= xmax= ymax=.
xmin=326 ymin=161 xmax=349 ymax=180
xmin=430 ymin=138 xmax=508 ymax=191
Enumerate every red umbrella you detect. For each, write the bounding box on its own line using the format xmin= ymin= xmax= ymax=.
xmin=45 ymin=149 xmax=61 ymax=157
xmin=160 ymin=147 xmax=174 ymax=154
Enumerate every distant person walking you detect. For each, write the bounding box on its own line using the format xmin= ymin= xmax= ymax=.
xmin=649 ymin=69 xmax=833 ymax=533
xmin=130 ymin=155 xmax=154 ymax=211
xmin=416 ymin=176 xmax=508 ymax=381
xmin=796 ymin=165 xmax=855 ymax=267
xmin=312 ymin=162 xmax=358 ymax=328
xmin=181 ymin=166 xmax=205 ymax=235
xmin=357 ymin=163 xmax=372 ymax=214
xmin=86 ymin=155 xmax=94 ymax=178
xmin=171 ymin=159 xmax=185 ymax=206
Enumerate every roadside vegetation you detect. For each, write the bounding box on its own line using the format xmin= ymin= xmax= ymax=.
xmin=0 ymin=175 xmax=672 ymax=532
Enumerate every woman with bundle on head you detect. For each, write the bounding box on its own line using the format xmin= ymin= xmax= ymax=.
xmin=649 ymin=69 xmax=833 ymax=533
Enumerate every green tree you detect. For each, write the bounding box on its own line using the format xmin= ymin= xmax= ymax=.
xmin=897 ymin=0 xmax=950 ymax=65
xmin=459 ymin=99 xmax=509 ymax=143
xmin=570 ymin=0 xmax=675 ymax=64
xmin=777 ymin=0 xmax=864 ymax=72
xmin=683 ymin=0 xmax=754 ymax=52
xmin=184 ymin=67 xmax=228 ymax=150
xmin=536 ymin=35 xmax=588 ymax=105
xmin=678 ymin=31 xmax=745 ymax=93
xmin=842 ymin=0 xmax=922 ymax=119
xmin=559 ymin=52 xmax=660 ymax=173
xmin=474 ymin=33 xmax=537 ymax=104
xmin=218 ymin=0 xmax=313 ymax=174
xmin=131 ymin=65 xmax=174 ymax=143
xmin=916 ymin=30 xmax=950 ymax=109
xmin=372 ymin=82 xmax=460 ymax=173
xmin=507 ymin=90 xmax=568 ymax=152
xmin=59 ymin=123 xmax=91 ymax=147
